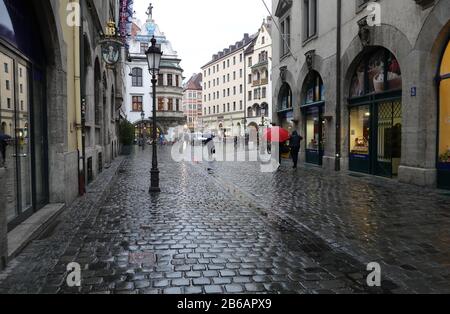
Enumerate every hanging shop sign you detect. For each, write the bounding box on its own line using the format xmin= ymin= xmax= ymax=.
xmin=99 ymin=20 xmax=123 ymax=67
xmin=119 ymin=0 xmax=134 ymax=49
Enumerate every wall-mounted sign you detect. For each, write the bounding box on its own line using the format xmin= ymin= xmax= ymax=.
xmin=119 ymin=0 xmax=134 ymax=49
xmin=99 ymin=20 xmax=123 ymax=67
xmin=411 ymin=87 xmax=417 ymax=97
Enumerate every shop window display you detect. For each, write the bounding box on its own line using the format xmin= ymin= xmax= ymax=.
xmin=348 ymin=47 xmax=402 ymax=177
xmin=438 ymin=42 xmax=450 ymax=176
xmin=350 ymin=106 xmax=370 ymax=156
xmin=350 ymin=48 xmax=402 ymax=98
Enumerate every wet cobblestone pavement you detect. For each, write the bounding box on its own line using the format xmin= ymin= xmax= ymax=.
xmin=1 ymin=146 xmax=449 ymax=294
xmin=209 ymin=151 xmax=450 ymax=294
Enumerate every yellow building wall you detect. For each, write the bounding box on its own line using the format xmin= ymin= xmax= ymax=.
xmin=58 ymin=0 xmax=81 ymax=153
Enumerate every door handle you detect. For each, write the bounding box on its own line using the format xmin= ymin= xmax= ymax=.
xmin=12 ymin=154 xmax=28 ymax=158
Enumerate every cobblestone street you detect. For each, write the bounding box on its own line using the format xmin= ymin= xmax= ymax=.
xmin=1 ymin=146 xmax=450 ymax=294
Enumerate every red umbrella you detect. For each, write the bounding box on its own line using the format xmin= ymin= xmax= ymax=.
xmin=263 ymin=126 xmax=290 ymax=143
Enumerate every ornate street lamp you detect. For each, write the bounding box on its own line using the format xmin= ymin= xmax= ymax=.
xmin=145 ymin=36 xmax=163 ymax=193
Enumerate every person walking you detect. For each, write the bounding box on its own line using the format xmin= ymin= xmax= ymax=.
xmin=289 ymin=130 xmax=303 ymax=169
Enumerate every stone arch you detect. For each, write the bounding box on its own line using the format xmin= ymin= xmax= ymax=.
xmin=342 ymin=25 xmax=412 ymax=99
xmin=277 ymin=82 xmax=293 ymax=111
xmin=296 ymin=54 xmax=326 ymax=103
xmin=273 ymin=68 xmax=297 ymax=124
xmin=300 ymin=70 xmax=324 ymax=105
xmin=412 ymin=1 xmax=450 ymax=175
xmin=341 ymin=24 xmax=411 ymax=173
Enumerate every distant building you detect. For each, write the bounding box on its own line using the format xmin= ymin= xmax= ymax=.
xmin=125 ymin=7 xmax=186 ymax=141
xmin=183 ymin=74 xmax=203 ymax=131
xmin=201 ymin=33 xmax=256 ymax=138
xmin=244 ymin=18 xmax=273 ymax=136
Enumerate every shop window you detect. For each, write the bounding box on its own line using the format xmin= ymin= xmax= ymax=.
xmin=350 ymin=105 xmax=370 ymax=157
xmin=438 ymin=42 xmax=450 ymax=174
xmin=350 ymin=48 xmax=402 ymax=97
xmin=303 ymin=71 xmax=324 ymax=105
xmin=279 ymin=83 xmax=292 ymax=111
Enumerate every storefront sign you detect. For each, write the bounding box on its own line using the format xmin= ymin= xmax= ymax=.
xmin=119 ymin=0 xmax=134 ymax=48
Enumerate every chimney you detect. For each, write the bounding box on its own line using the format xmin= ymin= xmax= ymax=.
xmin=244 ymin=33 xmax=249 ymax=40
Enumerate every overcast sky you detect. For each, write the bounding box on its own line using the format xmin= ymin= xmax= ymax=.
xmin=133 ymin=0 xmax=271 ymax=81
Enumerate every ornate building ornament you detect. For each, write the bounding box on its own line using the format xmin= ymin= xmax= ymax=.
xmin=280 ymin=66 xmax=288 ymax=82
xmin=357 ymin=17 xmax=372 ymax=47
xmin=305 ymin=50 xmax=316 ymax=71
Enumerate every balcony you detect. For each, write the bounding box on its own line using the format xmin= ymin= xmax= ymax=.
xmin=252 ymin=78 xmax=268 ymax=87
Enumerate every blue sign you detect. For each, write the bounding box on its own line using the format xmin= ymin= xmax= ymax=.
xmin=411 ymin=87 xmax=417 ymax=97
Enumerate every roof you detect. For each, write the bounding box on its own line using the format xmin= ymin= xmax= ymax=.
xmin=201 ymin=33 xmax=257 ymax=69
xmin=184 ymin=73 xmax=202 ymax=91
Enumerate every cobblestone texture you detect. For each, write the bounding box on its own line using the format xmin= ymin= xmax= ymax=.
xmin=0 ymin=157 xmax=125 ymax=293
xmin=208 ymin=155 xmax=450 ymax=294
xmin=2 ymin=145 xmax=448 ymax=294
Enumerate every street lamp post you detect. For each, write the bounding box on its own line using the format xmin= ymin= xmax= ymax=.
xmin=140 ymin=110 xmax=145 ymax=150
xmin=145 ymin=36 xmax=163 ymax=193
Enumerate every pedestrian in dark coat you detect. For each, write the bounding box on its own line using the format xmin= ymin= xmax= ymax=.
xmin=290 ymin=130 xmax=303 ymax=169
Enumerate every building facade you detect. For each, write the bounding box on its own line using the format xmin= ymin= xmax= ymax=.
xmin=201 ymin=34 xmax=255 ymax=138
xmin=0 ymin=0 xmax=126 ymax=269
xmin=81 ymin=0 xmax=125 ymax=187
xmin=245 ymin=19 xmax=273 ymax=136
xmin=124 ymin=9 xmax=185 ymax=141
xmin=183 ymin=73 xmax=203 ymax=131
xmin=271 ymin=0 xmax=450 ymax=188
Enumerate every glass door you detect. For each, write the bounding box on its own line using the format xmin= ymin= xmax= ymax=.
xmin=1 ymin=50 xmax=18 ymax=222
xmin=16 ymin=61 xmax=32 ymax=215
xmin=305 ymin=106 xmax=324 ymax=165
xmin=0 ymin=49 xmax=32 ymax=226
xmin=374 ymin=100 xmax=402 ymax=178
xmin=349 ymin=105 xmax=371 ymax=173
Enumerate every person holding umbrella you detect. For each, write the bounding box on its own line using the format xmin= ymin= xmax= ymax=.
xmin=289 ymin=131 xmax=303 ymax=169
xmin=263 ymin=125 xmax=290 ymax=170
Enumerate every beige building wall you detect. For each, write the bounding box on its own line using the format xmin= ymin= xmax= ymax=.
xmin=246 ymin=21 xmax=272 ymax=129
xmin=202 ymin=38 xmax=252 ymax=137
